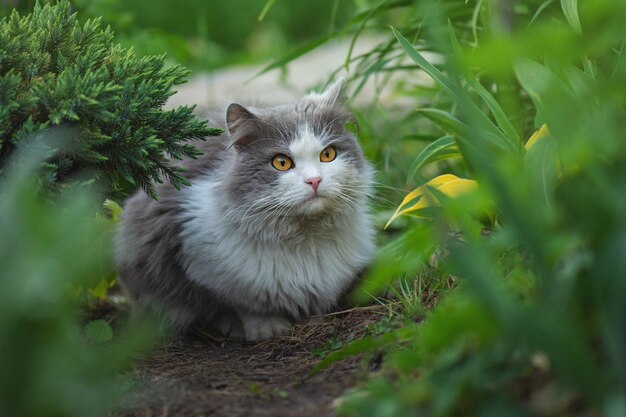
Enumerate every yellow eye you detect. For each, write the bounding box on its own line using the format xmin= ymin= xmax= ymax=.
xmin=320 ymin=146 xmax=337 ymax=163
xmin=271 ymin=154 xmax=293 ymax=171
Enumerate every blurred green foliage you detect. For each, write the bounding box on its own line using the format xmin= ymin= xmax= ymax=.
xmin=275 ymin=0 xmax=626 ymax=416
xmin=0 ymin=146 xmax=156 ymax=417
xmin=1 ymin=0 xmax=354 ymax=70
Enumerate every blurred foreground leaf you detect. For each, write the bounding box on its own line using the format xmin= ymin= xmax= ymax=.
xmin=85 ymin=320 xmax=114 ymax=344
xmin=0 ymin=145 xmax=157 ymax=417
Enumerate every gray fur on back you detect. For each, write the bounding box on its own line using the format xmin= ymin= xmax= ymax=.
xmin=115 ymin=81 xmax=376 ymax=339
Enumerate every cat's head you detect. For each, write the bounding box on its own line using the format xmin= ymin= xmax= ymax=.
xmin=224 ymin=80 xmax=372 ymax=221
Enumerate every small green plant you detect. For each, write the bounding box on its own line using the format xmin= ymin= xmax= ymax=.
xmin=312 ymin=338 xmax=346 ymax=359
xmin=0 ymin=0 xmax=220 ymax=199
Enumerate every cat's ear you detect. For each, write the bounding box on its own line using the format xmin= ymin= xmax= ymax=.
xmin=316 ymin=79 xmax=356 ymax=130
xmin=226 ymin=103 xmax=260 ymax=151
xmin=318 ymin=78 xmax=345 ymax=107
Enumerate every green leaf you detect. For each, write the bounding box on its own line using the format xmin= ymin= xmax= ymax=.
xmin=87 ymin=278 xmax=114 ymax=300
xmin=417 ymin=108 xmax=467 ymax=134
xmin=561 ymin=0 xmax=582 ymax=34
xmin=524 ymin=132 xmax=558 ymax=207
xmin=391 ymin=27 xmax=462 ymax=102
xmin=85 ymin=319 xmax=113 ymax=344
xmin=528 ymin=0 xmax=556 ymax=27
xmin=401 ymin=133 xmax=442 ymax=142
xmin=415 ymin=292 xmax=499 ymax=361
xmin=257 ymin=0 xmax=278 ymax=21
xmin=408 ymin=135 xmax=460 ymax=181
xmin=343 ymin=0 xmax=412 ymax=72
xmin=392 ymin=27 xmax=515 ymax=155
xmin=514 ymin=58 xmax=574 ymax=121
xmin=514 ymin=59 xmax=555 ymax=112
xmin=418 ymin=108 xmax=508 ymax=155
xmin=447 ymin=21 xmax=521 ymax=147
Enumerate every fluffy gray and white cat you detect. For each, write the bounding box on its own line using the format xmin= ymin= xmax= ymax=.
xmin=115 ymin=81 xmax=375 ymax=341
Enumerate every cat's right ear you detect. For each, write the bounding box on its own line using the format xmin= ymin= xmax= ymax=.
xmin=226 ymin=103 xmax=259 ymax=151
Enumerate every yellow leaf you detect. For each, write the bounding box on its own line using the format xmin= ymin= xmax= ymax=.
xmin=395 ymin=174 xmax=461 ymax=210
xmin=385 ymin=175 xmax=478 ymax=228
xmin=437 ymin=178 xmax=479 ymax=197
xmin=386 ymin=125 xmax=549 ymax=230
xmin=525 ymin=124 xmax=550 ymax=150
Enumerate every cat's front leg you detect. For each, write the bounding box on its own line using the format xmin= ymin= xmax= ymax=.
xmin=239 ymin=313 xmax=293 ymax=342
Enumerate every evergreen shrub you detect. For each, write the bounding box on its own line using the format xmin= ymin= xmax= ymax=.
xmin=0 ymin=0 xmax=221 ymax=198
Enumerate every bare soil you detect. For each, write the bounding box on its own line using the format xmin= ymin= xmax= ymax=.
xmin=114 ymin=306 xmax=389 ymax=417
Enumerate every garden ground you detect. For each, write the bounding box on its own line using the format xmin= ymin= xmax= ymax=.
xmin=113 ymin=306 xmax=390 ymax=417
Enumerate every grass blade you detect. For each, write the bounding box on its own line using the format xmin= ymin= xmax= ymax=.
xmin=448 ymin=21 xmax=521 ymax=148
xmin=344 ymin=0 xmax=412 ymax=72
xmin=528 ymin=0 xmax=555 ymax=27
xmin=391 ymin=27 xmax=461 ymax=101
xmin=418 ymin=108 xmax=467 ymax=134
xmin=408 ymin=135 xmax=460 ymax=181
xmin=418 ymin=108 xmax=505 ymax=147
xmin=561 ymin=0 xmax=582 ymax=34
xmin=524 ymin=132 xmax=558 ymax=207
xmin=392 ymin=27 xmax=514 ymax=155
xmin=258 ymin=0 xmax=278 ymax=21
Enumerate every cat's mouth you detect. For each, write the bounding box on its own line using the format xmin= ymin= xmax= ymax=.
xmin=299 ymin=194 xmax=330 ymax=214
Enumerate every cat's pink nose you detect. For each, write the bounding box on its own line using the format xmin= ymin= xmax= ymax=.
xmin=305 ymin=176 xmax=322 ymax=192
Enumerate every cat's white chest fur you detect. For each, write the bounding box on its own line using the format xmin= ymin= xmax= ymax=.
xmin=178 ymin=176 xmax=375 ymax=319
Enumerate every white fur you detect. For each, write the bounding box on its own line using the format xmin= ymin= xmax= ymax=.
xmin=275 ymin=124 xmax=357 ymax=215
xmin=178 ymin=127 xmax=375 ymax=327
xmin=240 ymin=314 xmax=292 ymax=341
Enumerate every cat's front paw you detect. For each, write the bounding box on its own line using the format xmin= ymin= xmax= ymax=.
xmin=216 ymin=313 xmax=245 ymax=339
xmin=241 ymin=315 xmax=293 ymax=342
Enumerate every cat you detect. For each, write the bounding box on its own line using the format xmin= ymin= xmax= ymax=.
xmin=115 ymin=80 xmax=376 ymax=341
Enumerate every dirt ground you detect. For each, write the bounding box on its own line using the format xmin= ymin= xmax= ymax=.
xmin=113 ymin=306 xmax=389 ymax=417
